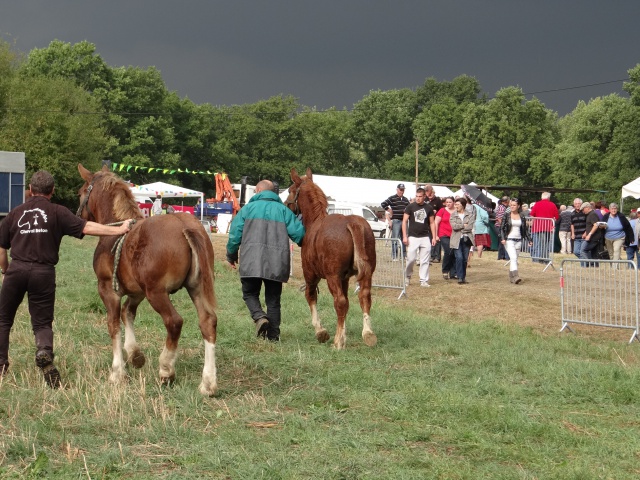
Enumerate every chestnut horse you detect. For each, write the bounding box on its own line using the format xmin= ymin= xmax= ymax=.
xmin=77 ymin=164 xmax=218 ymax=395
xmin=285 ymin=168 xmax=377 ymax=349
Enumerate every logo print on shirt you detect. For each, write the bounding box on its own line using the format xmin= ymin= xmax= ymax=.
xmin=414 ymin=208 xmax=427 ymax=224
xmin=18 ymin=208 xmax=48 ymax=230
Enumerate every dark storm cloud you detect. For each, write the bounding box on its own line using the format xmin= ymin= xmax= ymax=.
xmin=1 ymin=1 xmax=638 ymax=114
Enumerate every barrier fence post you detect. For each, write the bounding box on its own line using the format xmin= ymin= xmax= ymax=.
xmin=560 ymin=258 xmax=639 ymax=343
xmin=373 ymin=238 xmax=407 ymax=299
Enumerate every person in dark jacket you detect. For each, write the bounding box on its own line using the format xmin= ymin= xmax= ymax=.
xmin=226 ymin=180 xmax=305 ymax=341
xmin=500 ymin=198 xmax=532 ymax=284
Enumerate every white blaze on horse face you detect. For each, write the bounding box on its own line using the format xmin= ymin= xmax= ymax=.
xmin=199 ymin=340 xmax=217 ymax=396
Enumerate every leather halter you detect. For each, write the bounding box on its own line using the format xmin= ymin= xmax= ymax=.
xmin=285 ymin=186 xmax=301 ymax=216
xmin=76 ymin=177 xmax=96 ymax=218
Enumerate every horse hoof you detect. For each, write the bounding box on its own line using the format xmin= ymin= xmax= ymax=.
xmin=363 ymin=332 xmax=377 ymax=347
xmin=129 ymin=350 xmax=146 ymax=369
xmin=199 ymin=380 xmax=218 ymax=397
xmin=316 ymin=330 xmax=330 ymax=343
xmin=160 ymin=374 xmax=176 ymax=386
xmin=109 ymin=371 xmax=127 ymax=384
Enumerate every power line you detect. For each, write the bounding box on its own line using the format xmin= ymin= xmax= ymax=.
xmin=522 ymin=78 xmax=628 ymax=96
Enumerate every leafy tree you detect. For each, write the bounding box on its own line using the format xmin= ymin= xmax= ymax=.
xmin=623 ymin=63 xmax=640 ymax=107
xmin=454 ymin=87 xmax=558 ymax=186
xmin=20 ymin=40 xmax=112 ymax=93
xmin=0 ymin=39 xmax=21 ymax=118
xmin=291 ymin=107 xmax=352 ymax=177
xmin=219 ymin=95 xmax=304 ymax=186
xmin=0 ymin=75 xmax=108 ymax=206
xmin=416 ymin=75 xmax=483 ymax=109
xmin=350 ymin=89 xmax=418 ymax=176
xmin=550 ymin=94 xmax=639 ymax=204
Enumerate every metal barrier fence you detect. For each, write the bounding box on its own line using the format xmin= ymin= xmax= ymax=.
xmin=504 ymin=216 xmax=556 ymax=272
xmin=373 ymin=237 xmax=407 ymax=299
xmin=289 ymin=237 xmax=408 ymax=299
xmin=560 ymin=258 xmax=639 ymax=343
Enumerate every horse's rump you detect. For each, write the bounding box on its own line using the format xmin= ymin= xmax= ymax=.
xmin=303 ymin=214 xmax=376 ymax=280
xmin=113 ymin=214 xmax=216 ymax=307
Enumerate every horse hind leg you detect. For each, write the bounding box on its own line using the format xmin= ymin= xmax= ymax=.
xmin=186 ymin=286 xmax=218 ymax=396
xmin=146 ymin=291 xmax=184 ymax=385
xmin=357 ymin=276 xmax=377 ymax=347
xmin=121 ymin=295 xmax=146 ymax=368
xmin=306 ymin=280 xmax=329 ymax=343
xmin=327 ymin=277 xmax=349 ymax=350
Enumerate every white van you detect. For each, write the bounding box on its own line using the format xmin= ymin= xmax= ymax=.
xmin=327 ymin=201 xmax=386 ymax=238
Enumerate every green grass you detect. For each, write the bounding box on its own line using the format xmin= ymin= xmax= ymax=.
xmin=1 ymin=236 xmax=640 ymax=478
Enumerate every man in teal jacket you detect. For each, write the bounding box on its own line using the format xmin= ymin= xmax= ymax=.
xmin=226 ymin=180 xmax=305 ymax=341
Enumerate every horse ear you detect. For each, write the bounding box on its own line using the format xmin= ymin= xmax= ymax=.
xmin=78 ymin=164 xmax=92 ymax=182
xmin=291 ymin=168 xmax=301 ymax=184
xmin=306 ymin=167 xmax=313 ymax=182
xmin=101 ymin=164 xmax=109 ymax=172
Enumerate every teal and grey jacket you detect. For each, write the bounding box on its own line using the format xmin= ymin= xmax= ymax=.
xmin=226 ymin=190 xmax=305 ymax=282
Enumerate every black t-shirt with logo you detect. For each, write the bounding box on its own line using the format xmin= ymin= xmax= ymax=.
xmin=404 ymin=202 xmax=435 ymax=238
xmin=0 ymin=196 xmax=87 ymax=266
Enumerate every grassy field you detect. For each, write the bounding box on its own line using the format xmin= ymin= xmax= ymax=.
xmin=1 ymin=234 xmax=640 ymax=478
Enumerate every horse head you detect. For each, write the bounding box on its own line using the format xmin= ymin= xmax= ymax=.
xmin=77 ymin=164 xmax=143 ymax=223
xmin=286 ymin=167 xmax=329 ymax=227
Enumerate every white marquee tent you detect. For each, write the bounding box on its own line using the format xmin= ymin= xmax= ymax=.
xmin=129 ymin=181 xmax=205 ymax=219
xmin=278 ymin=174 xmax=455 ymax=207
xmin=622 ymin=177 xmax=640 ymax=199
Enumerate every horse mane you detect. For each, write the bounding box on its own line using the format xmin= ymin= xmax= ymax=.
xmin=299 ymin=177 xmax=328 ymax=225
xmin=98 ymin=172 xmax=144 ymax=221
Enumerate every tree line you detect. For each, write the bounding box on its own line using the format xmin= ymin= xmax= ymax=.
xmin=1 ymin=40 xmax=639 ymax=209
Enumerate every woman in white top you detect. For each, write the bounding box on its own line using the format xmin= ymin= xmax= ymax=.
xmin=499 ymin=198 xmax=532 ymax=284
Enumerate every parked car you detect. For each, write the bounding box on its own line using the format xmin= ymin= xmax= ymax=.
xmin=327 ymin=201 xmax=386 ymax=238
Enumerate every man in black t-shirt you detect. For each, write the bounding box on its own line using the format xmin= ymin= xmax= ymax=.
xmin=0 ymin=170 xmax=132 ymax=388
xmin=402 ymin=188 xmax=436 ymax=287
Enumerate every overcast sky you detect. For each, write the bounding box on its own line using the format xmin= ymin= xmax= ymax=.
xmin=2 ymin=1 xmax=638 ymax=116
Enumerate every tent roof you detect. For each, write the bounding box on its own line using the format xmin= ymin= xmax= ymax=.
xmin=129 ymin=181 xmax=203 ymax=198
xmin=279 ymin=174 xmax=455 ymax=207
xmin=622 ymin=177 xmax=640 ymax=199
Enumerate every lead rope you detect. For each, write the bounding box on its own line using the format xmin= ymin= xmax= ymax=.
xmin=108 ymin=219 xmax=137 ymax=292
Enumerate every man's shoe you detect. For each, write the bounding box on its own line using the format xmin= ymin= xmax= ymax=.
xmin=255 ymin=318 xmax=269 ymax=338
xmin=420 ymin=282 xmax=431 ymax=287
xmin=35 ymin=351 xmax=61 ymax=389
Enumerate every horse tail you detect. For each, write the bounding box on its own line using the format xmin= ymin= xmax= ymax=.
xmin=183 ymin=228 xmax=217 ymax=310
xmin=347 ymin=220 xmax=377 ymax=281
